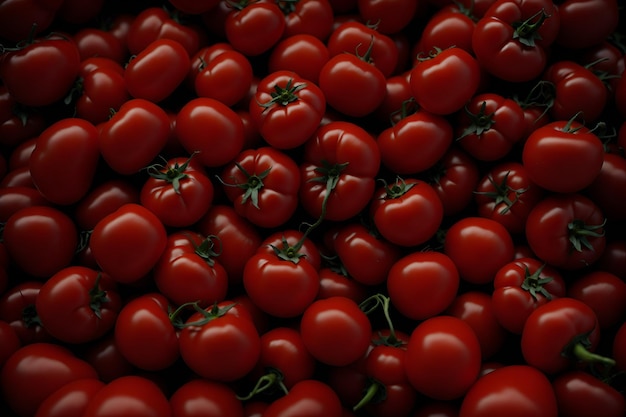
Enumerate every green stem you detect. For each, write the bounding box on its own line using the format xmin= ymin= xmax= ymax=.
xmin=572 ymin=342 xmax=616 ymax=368
xmin=353 ymin=381 xmax=382 ymax=411
xmin=236 ymin=369 xmax=288 ymax=401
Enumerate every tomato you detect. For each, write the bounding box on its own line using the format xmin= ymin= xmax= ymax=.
xmin=417 ymin=3 xmax=477 ymax=54
xmin=73 ymin=179 xmax=140 ymax=230
xmin=377 ymin=109 xmax=453 ymax=175
xmin=409 ymin=46 xmax=481 ymax=115
xmin=153 ymin=231 xmax=228 ymax=308
xmin=81 ymin=334 xmax=135 ymax=383
xmin=567 ymin=270 xmax=626 ymax=329
xmin=613 ymin=322 xmax=626 ymax=372
xmin=299 ymin=121 xmax=380 ymax=221
xmin=596 ymin=239 xmax=626 ymax=281
xmin=459 ymin=365 xmax=558 ymax=417
xmin=90 ymin=203 xmax=167 ymax=284
xmin=34 ymin=378 xmax=104 ymax=417
xmin=0 ymin=85 xmax=46 ymax=148
xmin=585 ymin=152 xmax=626 ymax=221
xmin=0 ymin=320 xmax=20 ymax=368
xmin=317 ymin=267 xmax=368 ymax=303
xmin=114 ymin=293 xmax=179 ymax=371
xmin=405 ymin=316 xmax=481 ymax=400
xmin=357 ymin=0 xmax=418 ymax=34
xmin=194 ymin=48 xmax=254 ymax=106
xmin=387 ymin=251 xmax=459 ymax=320
xmin=170 ymin=379 xmax=244 ymax=417
xmin=525 ymin=193 xmax=606 ymax=270
xmin=262 ymin=379 xmax=343 ymax=417
xmin=83 ymin=375 xmax=171 ymax=417
xmin=370 ymin=178 xmax=443 ymax=247
xmin=256 ymin=229 xmax=322 ymax=270
xmin=522 ymin=118 xmax=604 ymax=193
xmin=141 ymin=155 xmax=214 ymax=228
xmin=456 ymin=93 xmax=526 ymax=161
xmin=444 ymin=217 xmax=515 ymax=285
xmin=0 ymin=34 xmax=81 ymax=107
xmin=300 ymin=296 xmax=372 ymax=366
xmin=175 ymin=97 xmax=245 ymax=168
xmin=474 ymin=161 xmax=544 ymax=235
xmin=124 ymin=38 xmax=190 ymax=103
xmin=278 ymin=0 xmax=335 ymax=40
xmin=472 ymin=0 xmax=560 ymax=82
xmin=0 ymin=343 xmax=98 ymax=417
xmin=521 ymin=297 xmax=611 ymax=375
xmin=552 ymin=370 xmax=625 ymax=417
xmin=0 ymin=0 xmax=63 ymax=42
xmin=0 ymin=282 xmax=50 ymax=344
xmin=268 ymin=34 xmax=330 ymax=85
xmin=178 ymin=301 xmax=261 ymax=382
xmin=225 ymin=1 xmax=286 ymax=56
xmin=98 ymin=98 xmax=171 ymax=175
xmin=73 ymin=26 xmax=126 ymax=63
xmin=555 ymin=0 xmax=619 ymax=49
xmin=3 ymin=206 xmax=78 ymax=279
xmin=492 ymin=257 xmax=566 ymax=334
xmin=0 ymin=187 xmax=49 ymax=224
xmin=373 ymin=72 xmax=413 ymax=125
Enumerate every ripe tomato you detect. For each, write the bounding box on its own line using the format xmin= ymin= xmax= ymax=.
xmin=405 ymin=316 xmax=481 ymax=400
xmin=0 ymin=85 xmax=46 ymax=148
xmin=0 ymin=0 xmax=64 ymax=42
xmin=34 ymin=378 xmax=104 ymax=417
xmin=279 ymin=0 xmax=335 ymax=40
xmin=567 ymin=270 xmax=626 ymax=329
xmin=0 ymin=320 xmax=20 ymax=368
xmin=90 ymin=203 xmax=167 ymax=284
xmin=585 ymin=152 xmax=626 ymax=222
xmin=73 ymin=179 xmax=140 ymax=230
xmin=552 ymin=370 xmax=626 ymax=417
xmin=193 ymin=48 xmax=253 ymax=106
xmin=170 ymin=379 xmax=244 ymax=417
xmin=417 ymin=3 xmax=477 ymax=54
xmin=555 ymin=0 xmax=619 ymax=49
xmin=262 ymin=380 xmax=343 ymax=417
xmin=268 ymin=34 xmax=330 ymax=85
xmin=357 ymin=0 xmax=418 ymax=34
xmin=73 ymin=26 xmax=126 ymax=62
xmin=225 ymin=1 xmax=286 ymax=56
xmin=0 ymin=282 xmax=50 ymax=345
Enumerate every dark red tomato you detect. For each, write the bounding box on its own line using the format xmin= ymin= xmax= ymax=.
xmin=262 ymin=380 xmax=343 ymax=417
xmin=474 ymin=161 xmax=544 ymax=235
xmin=0 ymin=165 xmax=34 ymax=188
xmin=74 ymin=60 xmax=130 ymax=124
xmin=373 ymin=72 xmax=413 ymax=125
xmin=585 ymin=153 xmax=626 ymax=221
xmin=0 ymin=85 xmax=46 ymax=148
xmin=377 ymin=109 xmax=453 ymax=175
xmin=0 ymin=343 xmax=98 ymax=417
xmin=178 ymin=301 xmax=261 ymax=382
xmin=596 ymin=239 xmax=626 ymax=281
xmin=34 ymin=378 xmax=104 ymax=417
xmin=73 ymin=179 xmax=140 ymax=231
xmin=278 ymin=0 xmax=335 ymax=40
xmin=492 ymin=257 xmax=566 ymax=334
xmin=175 ymin=97 xmax=245 ymax=168
xmin=0 ymin=320 xmax=20 ymax=368
xmin=0 ymin=186 xmax=51 ymax=223
xmin=187 ymin=42 xmax=233 ymax=87
xmin=552 ymin=370 xmax=625 ymax=417
xmin=417 ymin=4 xmax=477 ymax=54
xmin=542 ymin=60 xmax=609 ymax=122
xmin=0 ymin=0 xmax=63 ymax=42
xmin=613 ymin=322 xmax=626 ymax=372
xmin=555 ymin=0 xmax=619 ymax=49
xmin=194 ymin=49 xmax=253 ymax=107
xmin=0 ymin=282 xmax=50 ymax=344
xmin=521 ymin=297 xmax=607 ymax=374
xmin=357 ymin=0 xmax=418 ymax=34
xmin=459 ymin=365 xmax=558 ymax=417
xmin=170 ymin=379 xmax=244 ymax=417
xmin=300 ymin=296 xmax=372 ymax=366
xmin=472 ymin=0 xmax=560 ymax=82
xmin=333 ymin=222 xmax=402 ymax=286
xmin=124 ymin=38 xmax=190 ymax=103
xmin=456 ymin=93 xmax=526 ymax=161
xmin=370 ymin=178 xmax=443 ymax=247
xmin=73 ymin=27 xmax=126 ymax=63
xmin=0 ymin=34 xmax=80 ymax=107
xmin=35 ymin=266 xmax=121 ymax=344
xmin=29 ymin=117 xmax=100 ymax=205
xmin=141 ymin=155 xmax=214 ymax=227
xmin=317 ymin=267 xmax=368 ymax=302
xmin=405 ymin=316 xmax=481 ymax=400
xmin=167 ymin=0 xmax=221 ymax=14
xmin=153 ymin=231 xmax=228 ymax=308
xmin=114 ymin=293 xmax=179 ymax=371
xmin=425 ymin=145 xmax=480 ymax=216
xmin=409 ymin=46 xmax=481 ymax=115
xmin=387 ymin=251 xmax=459 ymax=321
xmin=299 ymin=121 xmax=380 ymax=221
xmin=567 ymin=270 xmax=626 ymax=329
xmin=444 ymin=217 xmax=515 ymax=285
xmin=90 ymin=203 xmax=167 ymax=284
xmin=446 ymin=291 xmax=508 ymax=360
xmin=256 ymin=229 xmax=322 ymax=270
xmin=82 ymin=375 xmax=171 ymax=417
xmin=525 ymin=193 xmax=606 ymax=270
xmin=522 ymin=119 xmax=604 ymax=193
xmin=268 ymin=34 xmax=330 ymax=85
xmin=225 ymin=1 xmax=286 ymax=56
xmin=99 ymin=98 xmax=171 ymax=175
xmin=81 ymin=334 xmax=135 ymax=383
xmin=3 ymin=206 xmax=78 ymax=279
xmin=195 ymin=205 xmax=263 ymax=284
xmin=326 ymin=21 xmax=399 ymax=77
xmin=250 ymin=70 xmax=326 ymax=149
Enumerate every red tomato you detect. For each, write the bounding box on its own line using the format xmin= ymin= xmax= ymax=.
xmin=417 ymin=4 xmax=477 ymax=54
xmin=409 ymin=46 xmax=481 ymax=115
xmin=613 ymin=322 xmax=626 ymax=372
xmin=300 ymin=296 xmax=372 ymax=366
xmin=0 ymin=0 xmax=64 ymax=42
xmin=74 ymin=60 xmax=130 ymax=124
xmin=0 ymin=282 xmax=50 ymax=344
xmin=268 ymin=34 xmax=330 ymax=85
xmin=317 ymin=267 xmax=368 ymax=303
xmin=555 ymin=0 xmax=619 ymax=49
xmin=405 ymin=316 xmax=481 ymax=400
xmin=73 ymin=179 xmax=140 ymax=230
xmin=444 ymin=217 xmax=515 ymax=285
xmin=29 ymin=117 xmax=100 ymax=205
xmin=263 ymin=380 xmax=343 ymax=417
xmin=90 ymin=203 xmax=167 ymax=284
xmin=357 ymin=0 xmax=418 ymax=34
xmin=459 ymin=365 xmax=558 ymax=417
xmin=585 ymin=152 xmax=626 ymax=221
xmin=256 ymin=229 xmax=322 ymax=270
xmin=552 ymin=370 xmax=625 ymax=417
xmin=73 ymin=27 xmax=126 ymax=62
xmin=225 ymin=1 xmax=286 ymax=56
xmin=81 ymin=334 xmax=135 ymax=383
xmin=0 ymin=343 xmax=98 ymax=417
xmin=98 ymin=98 xmax=171 ymax=175
xmin=387 ymin=251 xmax=459 ymax=320
xmin=170 ymin=379 xmax=244 ymax=417
xmin=34 ymin=378 xmax=104 ymax=417
xmin=0 ymin=320 xmax=20 ymax=368
xmin=194 ymin=49 xmax=253 ymax=106
xmin=0 ymin=85 xmax=46 ymax=148
xmin=279 ymin=0 xmax=335 ymax=40
xmin=567 ymin=270 xmax=626 ymax=329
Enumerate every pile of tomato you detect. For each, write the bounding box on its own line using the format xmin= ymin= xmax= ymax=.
xmin=1 ymin=0 xmax=626 ymax=416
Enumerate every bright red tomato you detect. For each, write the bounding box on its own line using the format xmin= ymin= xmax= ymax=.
xmin=357 ymin=0 xmax=418 ymax=34
xmin=225 ymin=1 xmax=286 ymax=56
xmin=268 ymin=34 xmax=330 ymax=85
xmin=73 ymin=179 xmax=140 ymax=230
xmin=417 ymin=3 xmax=477 ymax=54
xmin=278 ymin=0 xmax=335 ymax=40
xmin=262 ymin=380 xmax=343 ymax=417
xmin=34 ymin=378 xmax=104 ymax=417
xmin=194 ymin=48 xmax=253 ymax=106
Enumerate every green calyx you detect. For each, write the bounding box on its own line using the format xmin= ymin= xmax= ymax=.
xmin=379 ymin=177 xmax=416 ymax=200
xmin=567 ymin=218 xmax=606 ymax=253
xmin=170 ymin=301 xmax=237 ymax=329
xmin=270 ymin=235 xmax=307 ymax=264
xmin=520 ymin=263 xmax=553 ymax=301
xmin=353 ymin=379 xmax=386 ymax=411
xmin=257 ymin=78 xmax=307 ymax=112
xmin=146 ymin=154 xmax=198 ymax=195
xmin=236 ymin=368 xmax=288 ymax=401
xmin=276 ymin=0 xmax=300 ymax=14
xmin=458 ymin=101 xmax=495 ymax=140
xmin=473 ymin=171 xmax=528 ymax=215
xmin=512 ymin=8 xmax=550 ymax=47
xmin=235 ymin=162 xmax=271 ymax=209
xmin=187 ymin=233 xmax=222 ymax=267
xmin=89 ymin=273 xmax=111 ymax=319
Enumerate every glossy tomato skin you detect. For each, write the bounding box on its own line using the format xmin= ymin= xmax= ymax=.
xmin=387 ymin=251 xmax=459 ymax=321
xmin=90 ymin=203 xmax=167 ymax=284
xmin=357 ymin=0 xmax=418 ymax=34
xmin=34 ymin=378 xmax=104 ymax=417
xmin=555 ymin=0 xmax=619 ymax=49
xmin=552 ymin=370 xmax=625 ymax=417
xmin=82 ymin=334 xmax=135 ymax=383
xmin=225 ymin=1 xmax=286 ymax=56
xmin=567 ymin=270 xmax=626 ymax=329
xmin=256 ymin=229 xmax=322 ymax=270
xmin=268 ymin=34 xmax=330 ymax=85
xmin=194 ymin=49 xmax=253 ymax=106
xmin=405 ymin=316 xmax=482 ymax=400
xmin=74 ymin=60 xmax=130 ymax=124
xmin=0 ymin=282 xmax=50 ymax=345
xmin=73 ymin=179 xmax=140 ymax=230
xmin=459 ymin=365 xmax=558 ymax=417
xmin=29 ymin=117 xmax=100 ymax=205
xmin=585 ymin=153 xmax=626 ymax=221
xmin=417 ymin=4 xmax=477 ymax=54
xmin=280 ymin=0 xmax=335 ymax=40
xmin=262 ymin=379 xmax=343 ymax=417
xmin=170 ymin=379 xmax=244 ymax=417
